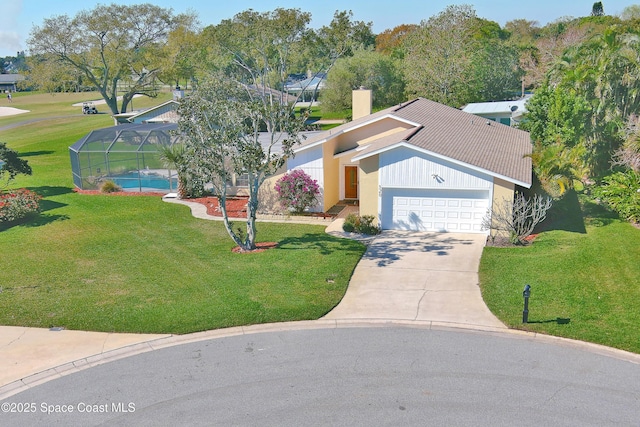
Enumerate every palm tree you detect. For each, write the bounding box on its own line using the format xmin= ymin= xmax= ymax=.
xmin=158 ymin=144 xmax=186 ymax=197
xmin=529 ymin=141 xmax=588 ymax=198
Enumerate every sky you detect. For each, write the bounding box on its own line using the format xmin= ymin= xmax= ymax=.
xmin=1 ymin=0 xmax=636 ymax=57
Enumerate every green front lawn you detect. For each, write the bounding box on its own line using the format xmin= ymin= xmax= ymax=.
xmin=480 ymin=192 xmax=640 ymax=353
xmin=4 ymin=92 xmax=640 ymax=354
xmin=0 ymin=197 xmax=364 ymax=333
xmin=0 ymin=92 xmax=365 ymax=334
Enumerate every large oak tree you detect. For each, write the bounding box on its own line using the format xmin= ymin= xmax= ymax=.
xmin=28 ymin=3 xmax=195 ymax=114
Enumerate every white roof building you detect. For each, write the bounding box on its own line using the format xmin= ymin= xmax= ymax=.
xmin=462 ymin=95 xmax=532 ymax=127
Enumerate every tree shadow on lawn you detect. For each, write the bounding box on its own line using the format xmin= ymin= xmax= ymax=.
xmin=0 ymin=211 xmax=70 ymax=232
xmin=18 ymin=150 xmax=55 ymax=158
xmin=277 ymin=233 xmax=366 ymax=256
xmin=29 ymin=185 xmax=75 ymax=198
xmin=536 ymin=190 xmax=588 ymax=234
xmin=527 ymin=317 xmax=571 ymax=325
xmin=535 ymin=189 xmax=619 ymax=234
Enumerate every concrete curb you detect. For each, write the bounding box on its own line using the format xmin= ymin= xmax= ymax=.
xmin=2 ymin=319 xmax=639 ymax=401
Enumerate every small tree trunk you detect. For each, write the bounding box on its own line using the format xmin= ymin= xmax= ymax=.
xmin=241 ymin=175 xmax=261 ymax=251
xmin=218 ymin=193 xmax=245 ymax=250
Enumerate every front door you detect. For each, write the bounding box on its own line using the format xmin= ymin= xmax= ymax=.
xmin=345 ymin=166 xmax=358 ymax=199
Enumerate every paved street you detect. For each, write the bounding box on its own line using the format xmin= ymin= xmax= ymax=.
xmin=1 ymin=327 xmax=639 ymax=426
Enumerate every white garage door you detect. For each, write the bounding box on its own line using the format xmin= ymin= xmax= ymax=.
xmin=381 ymin=189 xmax=490 ymax=233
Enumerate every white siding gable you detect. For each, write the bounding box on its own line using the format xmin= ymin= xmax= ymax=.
xmin=379 ymin=147 xmax=492 ymax=190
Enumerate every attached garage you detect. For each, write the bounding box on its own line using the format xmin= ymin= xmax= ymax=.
xmin=289 ymin=97 xmax=533 ymax=237
xmin=381 ymin=189 xmax=490 ymax=233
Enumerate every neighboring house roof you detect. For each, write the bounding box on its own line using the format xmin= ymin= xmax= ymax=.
xmin=0 ymin=74 xmax=25 ymax=84
xmin=284 ymin=73 xmax=326 ymax=92
xmin=126 ymin=100 xmax=179 ymax=123
xmin=462 ymin=95 xmax=532 ymax=118
xmin=245 ymin=84 xmax=298 ymax=104
xmin=297 ymin=98 xmax=532 ymax=187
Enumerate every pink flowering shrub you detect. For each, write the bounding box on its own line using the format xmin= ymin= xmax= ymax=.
xmin=0 ymin=189 xmax=42 ymax=223
xmin=274 ymin=169 xmax=320 ymax=214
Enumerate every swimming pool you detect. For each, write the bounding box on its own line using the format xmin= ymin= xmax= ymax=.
xmin=110 ymin=172 xmax=177 ymax=191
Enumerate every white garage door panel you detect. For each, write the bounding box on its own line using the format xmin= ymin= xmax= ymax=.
xmin=383 ymin=189 xmax=489 ymax=233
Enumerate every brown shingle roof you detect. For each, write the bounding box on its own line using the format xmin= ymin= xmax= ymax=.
xmin=300 ymin=97 xmax=532 ymax=186
xmin=393 ymin=98 xmax=532 ymax=186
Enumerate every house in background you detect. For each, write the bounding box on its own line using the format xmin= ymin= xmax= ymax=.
xmin=112 ymin=100 xmax=180 ymax=125
xmin=462 ymin=95 xmax=532 ymax=127
xmin=264 ymin=89 xmax=532 ymax=235
xmin=0 ymin=74 xmax=25 ymax=92
xmin=284 ymin=73 xmax=326 ymax=103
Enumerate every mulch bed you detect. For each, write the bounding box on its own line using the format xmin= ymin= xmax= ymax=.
xmin=73 ymin=189 xmax=250 ymax=219
xmin=486 ymin=233 xmax=538 ymax=247
xmin=189 ymin=196 xmax=249 ymax=218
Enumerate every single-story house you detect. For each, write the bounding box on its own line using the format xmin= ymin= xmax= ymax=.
xmin=266 ymin=89 xmax=532 ymax=235
xmin=462 ymin=95 xmax=532 ymax=127
xmin=0 ymin=74 xmax=25 ymax=92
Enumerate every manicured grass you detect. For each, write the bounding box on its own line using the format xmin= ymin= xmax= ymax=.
xmin=1 ymin=91 xmax=173 ymax=125
xmin=0 ymin=93 xmax=366 ymax=334
xmin=479 ymin=192 xmax=640 ymax=353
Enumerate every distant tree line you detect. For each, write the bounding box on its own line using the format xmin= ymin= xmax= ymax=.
xmin=21 ymin=3 xmax=640 ymax=113
xmin=22 ymin=2 xmax=640 ymax=225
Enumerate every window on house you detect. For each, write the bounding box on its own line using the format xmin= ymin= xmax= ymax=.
xmin=227 ymin=173 xmax=249 ymax=187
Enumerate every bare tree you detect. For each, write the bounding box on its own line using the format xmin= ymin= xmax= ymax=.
xmin=483 ymin=192 xmax=553 ymax=245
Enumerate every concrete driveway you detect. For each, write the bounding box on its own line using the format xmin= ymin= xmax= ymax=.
xmin=324 ymin=230 xmax=506 ymax=330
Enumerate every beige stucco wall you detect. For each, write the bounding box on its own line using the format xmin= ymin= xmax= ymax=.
xmin=491 ymin=178 xmax=515 ymax=238
xmin=322 ymin=145 xmax=340 ymax=211
xmin=257 ymin=167 xmax=287 ymax=214
xmin=358 ymin=155 xmax=379 ymax=223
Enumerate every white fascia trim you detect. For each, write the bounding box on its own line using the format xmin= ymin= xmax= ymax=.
xmin=293 ymin=137 xmax=329 ymax=153
xmin=353 ymin=141 xmax=532 ymax=189
xmin=333 ymin=147 xmax=359 ymax=159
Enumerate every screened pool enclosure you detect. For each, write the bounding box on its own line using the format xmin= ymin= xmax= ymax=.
xmin=70 ymin=123 xmax=182 ymax=193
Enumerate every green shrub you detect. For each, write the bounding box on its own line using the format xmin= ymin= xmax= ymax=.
xmin=100 ymin=180 xmax=122 ymax=193
xmin=0 ymin=189 xmax=41 ymax=223
xmin=358 ymin=215 xmax=381 ymax=235
xmin=342 ymin=213 xmax=381 ymax=235
xmin=342 ymin=213 xmax=359 ymax=232
xmin=593 ymin=171 xmax=640 ymax=223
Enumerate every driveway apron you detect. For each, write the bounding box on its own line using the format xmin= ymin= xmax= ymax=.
xmin=324 ymin=230 xmax=506 ymax=329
